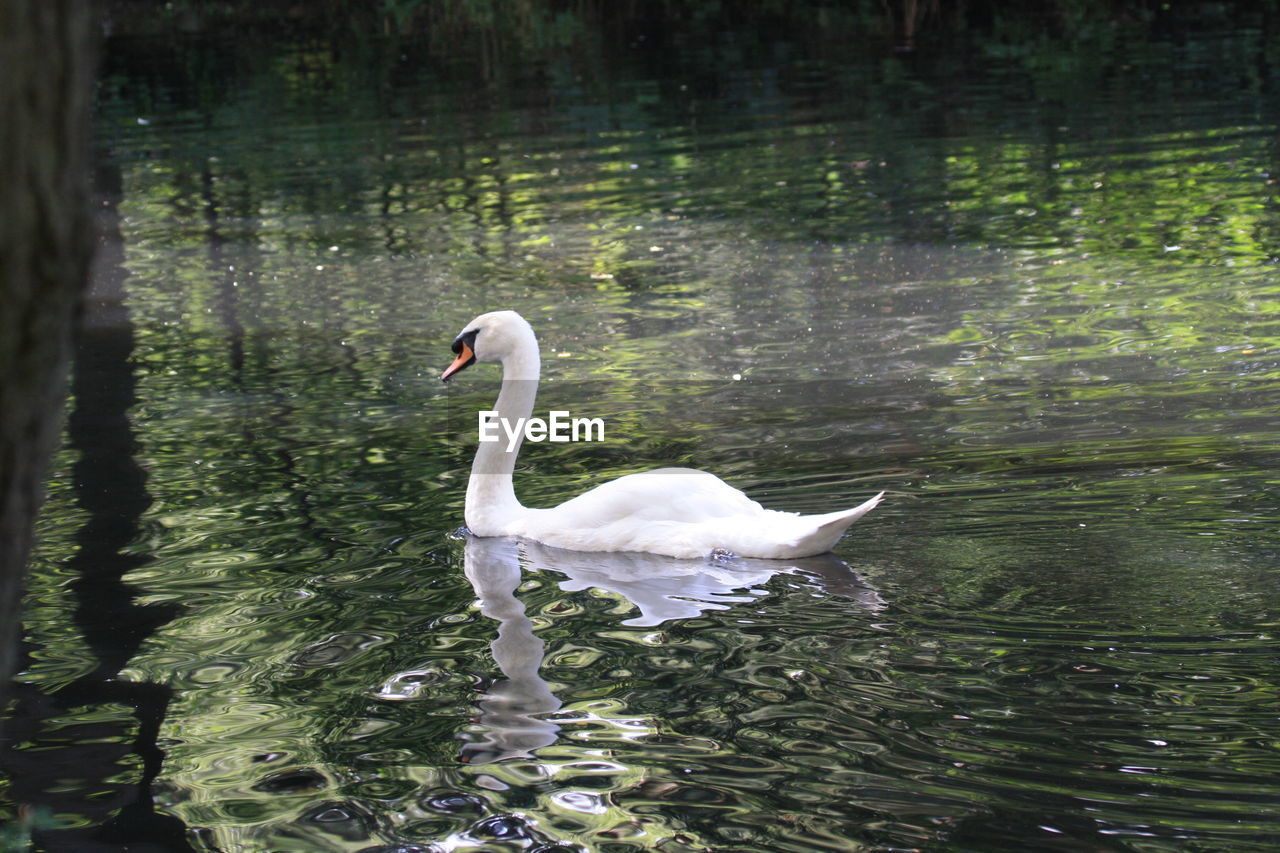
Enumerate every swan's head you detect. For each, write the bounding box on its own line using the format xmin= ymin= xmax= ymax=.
xmin=441 ymin=310 xmax=536 ymax=382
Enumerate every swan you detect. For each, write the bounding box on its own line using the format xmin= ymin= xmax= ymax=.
xmin=441 ymin=310 xmax=883 ymax=559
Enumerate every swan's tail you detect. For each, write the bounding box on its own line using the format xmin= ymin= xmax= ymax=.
xmin=789 ymin=491 xmax=885 ymax=557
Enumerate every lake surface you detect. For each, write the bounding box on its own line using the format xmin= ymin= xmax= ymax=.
xmin=5 ymin=14 xmax=1280 ymax=852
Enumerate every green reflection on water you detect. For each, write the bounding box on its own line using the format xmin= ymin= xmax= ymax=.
xmin=7 ymin=16 xmax=1280 ymax=853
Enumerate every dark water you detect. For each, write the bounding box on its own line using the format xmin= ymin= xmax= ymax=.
xmin=5 ymin=16 xmax=1280 ymax=853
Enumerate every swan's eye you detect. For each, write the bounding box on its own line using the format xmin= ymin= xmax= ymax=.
xmin=442 ymin=328 xmax=480 ymax=382
xmin=452 ymin=329 xmax=479 ymax=355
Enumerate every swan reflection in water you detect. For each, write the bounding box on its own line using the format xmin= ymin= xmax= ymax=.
xmin=459 ymin=535 xmax=885 ymax=765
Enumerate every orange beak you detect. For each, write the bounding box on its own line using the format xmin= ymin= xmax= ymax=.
xmin=441 ymin=340 xmax=475 ymax=382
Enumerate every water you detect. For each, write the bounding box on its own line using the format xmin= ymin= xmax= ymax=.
xmin=5 ymin=14 xmax=1280 ymax=852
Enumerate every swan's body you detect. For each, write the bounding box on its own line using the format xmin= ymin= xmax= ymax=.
xmin=442 ymin=310 xmax=883 ymax=560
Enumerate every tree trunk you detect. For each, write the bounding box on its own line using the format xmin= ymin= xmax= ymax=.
xmin=0 ymin=1 xmax=96 ymax=711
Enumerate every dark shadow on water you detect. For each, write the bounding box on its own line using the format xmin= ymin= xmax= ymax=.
xmin=0 ymin=161 xmax=195 ymax=853
xmin=459 ymin=535 xmax=884 ymax=765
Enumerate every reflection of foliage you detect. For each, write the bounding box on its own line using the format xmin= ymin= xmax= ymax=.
xmin=97 ymin=7 xmax=1280 ymax=276
xmin=0 ymin=805 xmax=54 ymax=852
xmin=100 ymin=0 xmax=1274 ymax=45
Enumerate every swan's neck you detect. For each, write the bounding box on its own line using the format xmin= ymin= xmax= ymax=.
xmin=465 ymin=336 xmax=540 ymax=534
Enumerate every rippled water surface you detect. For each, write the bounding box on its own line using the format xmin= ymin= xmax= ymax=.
xmin=5 ymin=14 xmax=1280 ymax=853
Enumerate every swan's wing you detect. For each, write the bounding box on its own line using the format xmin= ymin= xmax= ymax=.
xmin=752 ymin=491 xmax=885 ymax=558
xmin=510 ymin=468 xmax=764 ymax=557
xmin=546 ymin=468 xmax=763 ymax=525
xmin=514 ymin=469 xmax=882 ymax=560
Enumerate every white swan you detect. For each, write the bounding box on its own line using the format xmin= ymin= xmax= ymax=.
xmin=441 ymin=310 xmax=883 ymax=559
